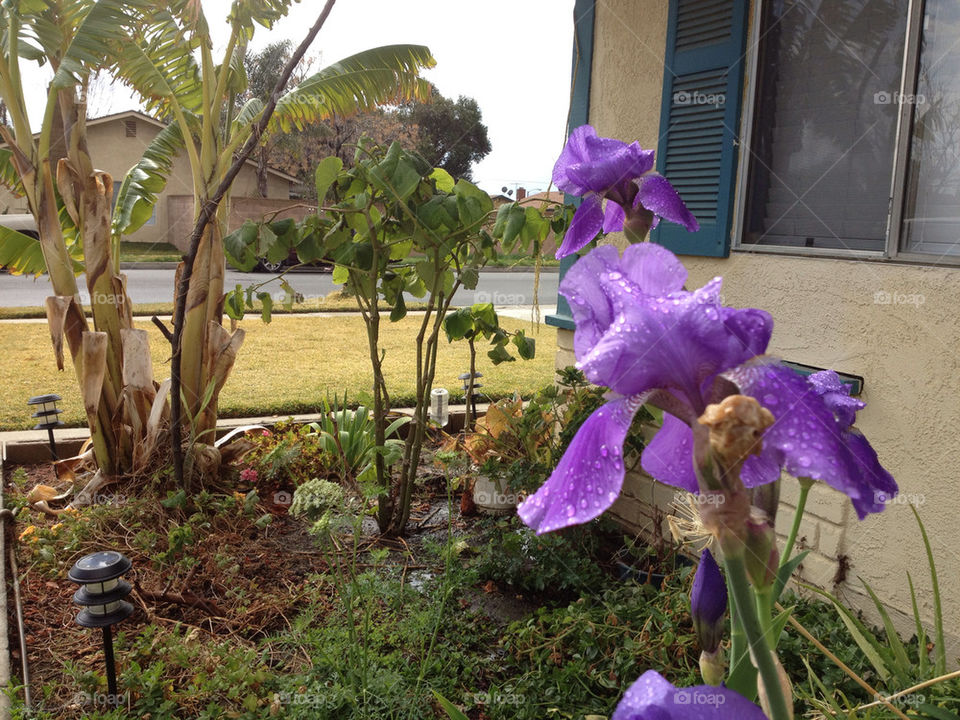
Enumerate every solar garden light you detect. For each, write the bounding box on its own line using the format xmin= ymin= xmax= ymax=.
xmin=27 ymin=394 xmax=63 ymax=460
xmin=68 ymin=551 xmax=134 ymax=706
xmin=458 ymin=371 xmax=483 ymax=422
xmin=429 ymin=387 xmax=449 ymax=427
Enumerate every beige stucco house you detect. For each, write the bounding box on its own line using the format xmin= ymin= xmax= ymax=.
xmin=548 ymin=0 xmax=960 ymax=661
xmin=0 ymin=110 xmax=302 ymax=251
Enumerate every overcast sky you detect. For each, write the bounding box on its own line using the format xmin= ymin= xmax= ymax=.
xmin=20 ymin=0 xmax=576 ymax=196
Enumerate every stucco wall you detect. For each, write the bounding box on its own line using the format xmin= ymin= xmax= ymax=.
xmin=557 ymin=0 xmax=960 ymax=661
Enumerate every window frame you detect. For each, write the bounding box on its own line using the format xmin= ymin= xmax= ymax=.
xmin=732 ymin=0 xmax=947 ymax=264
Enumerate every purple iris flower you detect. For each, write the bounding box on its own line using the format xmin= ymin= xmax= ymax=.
xmin=517 ymin=243 xmax=896 ymax=534
xmin=612 ymin=670 xmax=766 ymax=720
xmin=691 ymin=548 xmax=726 ymax=654
xmin=552 ymin=125 xmax=700 ymax=259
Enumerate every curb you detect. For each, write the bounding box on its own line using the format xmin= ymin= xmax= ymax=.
xmin=0 ymin=404 xmax=489 ymax=465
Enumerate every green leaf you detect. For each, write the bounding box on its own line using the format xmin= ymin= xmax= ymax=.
xmin=224 ymin=284 xmax=246 ymax=320
xmin=0 ymin=225 xmax=45 ymax=276
xmin=271 ymin=45 xmax=435 ymax=133
xmin=774 ymin=549 xmax=810 ymax=601
xmin=460 ymin=267 xmax=479 ymax=290
xmin=315 ymin=156 xmax=343 ymax=206
xmin=803 ymin=583 xmax=891 ymax=681
xmin=910 ymin=503 xmax=946 ymax=675
xmin=860 ymin=578 xmax=911 ymax=682
xmin=389 ymin=238 xmax=412 ymax=261
xmin=223 ymin=221 xmax=259 ymax=267
xmin=470 ymin=302 xmax=497 ymax=328
xmin=914 ymin=703 xmax=960 ymax=720
xmin=279 ymin=279 xmax=297 ymax=311
xmin=487 ymin=343 xmax=514 ymax=364
xmin=432 ymin=692 xmax=470 ymax=720
xmin=453 ymin=178 xmax=493 ymax=228
xmin=113 ymin=123 xmax=184 ymax=238
xmin=444 ymin=308 xmax=473 ymax=341
xmin=369 ymin=141 xmax=421 ymax=202
xmin=332 ymin=264 xmax=349 ymax=285
xmin=161 ymin=489 xmax=187 ymax=509
xmin=430 ymin=167 xmax=455 ymax=193
xmin=256 ymin=292 xmax=273 ymax=323
xmin=389 ymin=293 xmax=406 ymax=322
xmin=512 ymin=331 xmax=536 ymax=360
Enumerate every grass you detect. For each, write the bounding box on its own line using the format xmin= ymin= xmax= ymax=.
xmin=0 ymin=314 xmax=557 ymax=430
xmin=118 ymin=241 xmax=183 ymax=263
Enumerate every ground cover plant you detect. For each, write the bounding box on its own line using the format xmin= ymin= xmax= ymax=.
xmin=0 ymin=314 xmax=555 ymax=430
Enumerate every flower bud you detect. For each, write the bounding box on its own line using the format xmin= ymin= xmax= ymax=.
xmin=691 ymin=548 xmax=727 ymax=653
xmin=757 ymin=652 xmax=794 ymax=720
xmin=744 ymin=515 xmax=779 ymax=590
xmin=699 ymin=648 xmax=727 ymax=686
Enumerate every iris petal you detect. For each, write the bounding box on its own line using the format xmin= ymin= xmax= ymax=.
xmin=559 ymin=244 xmax=620 ymax=360
xmin=641 ymin=412 xmax=698 ymax=492
xmin=612 ymin=670 xmax=767 ymax=720
xmin=556 ymin=193 xmax=604 ymax=258
xmin=637 ymin=173 xmax=700 ymax=232
xmin=620 ymin=242 xmax=688 ymax=295
xmin=603 ymin=199 xmax=626 ymax=233
xmin=518 ymin=396 xmax=642 ymax=534
xmin=735 ymin=364 xmax=897 ymax=518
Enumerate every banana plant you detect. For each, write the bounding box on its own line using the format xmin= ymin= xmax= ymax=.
xmin=0 ymin=0 xmax=160 ymax=479
xmin=0 ymin=0 xmax=434 ymax=486
xmin=109 ymin=0 xmax=435 ymax=464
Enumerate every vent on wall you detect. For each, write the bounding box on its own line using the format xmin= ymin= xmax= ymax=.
xmin=124 ymin=119 xmax=137 ymax=137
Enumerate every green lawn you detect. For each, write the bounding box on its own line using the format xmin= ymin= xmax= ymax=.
xmin=0 ymin=314 xmax=557 ymax=430
xmin=118 ymin=241 xmax=183 ymax=263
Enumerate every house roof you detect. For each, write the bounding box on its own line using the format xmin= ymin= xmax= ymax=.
xmin=9 ymin=109 xmax=301 ymax=184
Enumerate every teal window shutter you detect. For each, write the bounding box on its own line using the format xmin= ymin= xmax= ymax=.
xmin=652 ymin=0 xmax=749 ymax=257
xmin=547 ymin=0 xmax=595 ymax=332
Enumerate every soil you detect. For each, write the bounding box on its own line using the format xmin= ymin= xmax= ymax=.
xmin=1 ymin=448 xmax=542 ymax=716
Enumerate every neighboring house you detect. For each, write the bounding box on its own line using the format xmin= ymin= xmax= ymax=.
xmin=0 ymin=110 xmax=305 ymax=251
xmin=549 ymin=0 xmax=959 ymax=659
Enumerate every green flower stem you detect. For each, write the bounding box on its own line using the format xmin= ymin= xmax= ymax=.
xmin=726 ymin=570 xmax=748 ymax=676
xmin=780 ymin=479 xmax=813 ymax=567
xmin=724 ymin=552 xmax=792 ymax=720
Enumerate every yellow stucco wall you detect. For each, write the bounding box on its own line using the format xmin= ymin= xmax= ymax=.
xmin=559 ymin=0 xmax=960 ymax=660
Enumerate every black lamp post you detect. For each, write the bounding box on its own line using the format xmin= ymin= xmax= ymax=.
xmin=27 ymin=394 xmax=63 ymax=460
xmin=458 ymin=371 xmax=483 ymax=425
xmin=68 ymin=551 xmax=134 ymax=706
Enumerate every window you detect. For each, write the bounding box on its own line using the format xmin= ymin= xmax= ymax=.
xmin=738 ymin=0 xmax=960 ymax=260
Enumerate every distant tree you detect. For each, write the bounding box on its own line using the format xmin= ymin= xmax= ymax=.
xmin=402 ymin=88 xmax=491 ymax=180
xmin=242 ymin=40 xmax=317 ymax=196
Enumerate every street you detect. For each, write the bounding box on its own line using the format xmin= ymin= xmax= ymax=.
xmin=0 ymin=267 xmax=559 ymax=309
